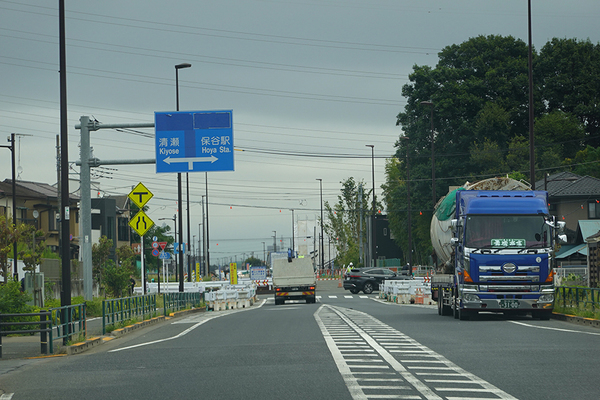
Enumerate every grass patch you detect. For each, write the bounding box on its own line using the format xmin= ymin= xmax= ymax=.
xmin=553 ymin=305 xmax=600 ymax=320
xmin=105 ymin=317 xmax=140 ymax=334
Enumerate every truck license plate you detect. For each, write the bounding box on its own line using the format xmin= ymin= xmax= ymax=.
xmin=499 ymin=299 xmax=520 ymax=309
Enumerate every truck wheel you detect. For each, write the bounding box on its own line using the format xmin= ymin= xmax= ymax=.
xmin=438 ymin=297 xmax=443 ymax=315
xmin=275 ymin=297 xmax=284 ymax=305
xmin=306 ymin=296 xmax=316 ymax=304
xmin=363 ymin=282 xmax=374 ymax=294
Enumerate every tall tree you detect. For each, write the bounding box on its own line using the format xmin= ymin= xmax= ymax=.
xmin=389 ymin=34 xmax=600 ymax=265
xmin=538 ymin=38 xmax=600 ymax=145
xmin=323 ymin=177 xmax=371 ymax=267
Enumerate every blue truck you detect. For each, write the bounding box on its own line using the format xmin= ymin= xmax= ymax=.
xmin=430 ymin=178 xmax=565 ymax=320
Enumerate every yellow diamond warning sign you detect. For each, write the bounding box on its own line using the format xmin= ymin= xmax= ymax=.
xmin=128 ymin=182 xmax=154 ymax=208
xmin=129 ymin=210 xmax=154 ymax=236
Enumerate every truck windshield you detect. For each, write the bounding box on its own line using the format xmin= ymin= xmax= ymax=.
xmin=465 ymin=215 xmax=551 ymax=249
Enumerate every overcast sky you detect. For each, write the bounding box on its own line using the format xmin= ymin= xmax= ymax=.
xmin=1 ymin=0 xmax=599 ymax=264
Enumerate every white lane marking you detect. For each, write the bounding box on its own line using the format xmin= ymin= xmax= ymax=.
xmin=109 ymin=299 xmax=265 ymax=353
xmin=508 ymin=320 xmax=600 ymax=335
xmin=329 ymin=295 xmax=338 ymax=298
xmin=0 ymin=394 xmax=14 ymax=399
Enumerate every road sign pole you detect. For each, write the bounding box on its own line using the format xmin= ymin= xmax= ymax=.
xmin=141 ymin=235 xmax=146 ymax=295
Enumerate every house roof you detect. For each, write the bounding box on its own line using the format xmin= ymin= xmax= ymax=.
xmin=536 ymin=172 xmax=600 ymax=197
xmin=576 ymin=220 xmax=600 ymax=242
xmin=0 ymin=179 xmax=79 ymax=202
xmin=556 ymin=243 xmax=588 ymax=259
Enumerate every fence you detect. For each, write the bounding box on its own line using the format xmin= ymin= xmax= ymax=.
xmin=0 ymin=311 xmax=51 ymax=358
xmin=555 ymin=286 xmax=600 ymax=312
xmin=163 ymin=292 xmax=202 ymax=315
xmin=102 ymin=294 xmax=157 ymax=335
xmin=0 ymin=303 xmax=85 ymax=358
xmin=49 ymin=304 xmax=87 ymax=345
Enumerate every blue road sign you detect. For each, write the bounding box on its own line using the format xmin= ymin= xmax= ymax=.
xmin=155 ymin=110 xmax=234 ymax=173
xmin=159 ymin=251 xmax=171 ymax=260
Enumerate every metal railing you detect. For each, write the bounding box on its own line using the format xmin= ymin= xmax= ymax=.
xmin=163 ymin=292 xmax=202 ymax=316
xmin=49 ymin=304 xmax=87 ymax=345
xmin=555 ymin=287 xmax=600 ymax=311
xmin=0 ymin=304 xmax=86 ymax=358
xmin=0 ymin=311 xmax=52 ymax=358
xmin=102 ymin=294 xmax=157 ymax=335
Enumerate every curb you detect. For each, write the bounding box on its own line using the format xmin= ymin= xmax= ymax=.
xmin=66 ymin=307 xmax=205 ymax=356
xmin=551 ymin=312 xmax=600 ymax=329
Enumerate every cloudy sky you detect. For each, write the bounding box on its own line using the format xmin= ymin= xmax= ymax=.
xmin=1 ymin=0 xmax=599 ymax=264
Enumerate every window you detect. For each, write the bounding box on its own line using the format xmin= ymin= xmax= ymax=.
xmin=118 ymin=217 xmax=129 ymax=241
xmin=588 ymin=202 xmax=600 ymax=219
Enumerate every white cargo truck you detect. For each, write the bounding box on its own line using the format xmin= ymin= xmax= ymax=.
xmin=272 ymin=257 xmax=316 ymax=305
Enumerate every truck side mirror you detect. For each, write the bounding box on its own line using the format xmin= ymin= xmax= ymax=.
xmin=450 ymin=219 xmax=458 ymax=233
xmin=450 ymin=237 xmax=459 ymax=247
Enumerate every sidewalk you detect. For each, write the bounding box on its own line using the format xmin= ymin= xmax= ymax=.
xmin=1 ymin=334 xmax=62 ymax=361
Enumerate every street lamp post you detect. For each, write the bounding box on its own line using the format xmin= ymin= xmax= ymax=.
xmin=316 ymin=179 xmax=324 ymax=270
xmin=175 ymin=62 xmax=191 ymax=292
xmin=291 ymin=209 xmax=295 ymax=256
xmin=401 ymin=137 xmax=412 ymax=269
xmin=0 ymin=134 xmax=17 ymax=274
xmin=365 ymin=145 xmax=375 ymax=267
xmin=528 ymin=0 xmax=535 ymax=189
xmin=420 ymin=101 xmax=435 ymax=207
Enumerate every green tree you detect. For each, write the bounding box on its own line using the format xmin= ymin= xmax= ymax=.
xmin=0 ymin=216 xmax=22 ymax=284
xmin=92 ymin=235 xmax=113 ymax=285
xmin=323 ymin=177 xmax=372 ymax=267
xmin=538 ymin=38 xmax=600 ymax=143
xmin=102 ymin=259 xmax=131 ymax=298
xmin=18 ymin=224 xmax=46 ymax=306
xmin=243 ymin=256 xmax=264 ymax=267
xmin=389 ymin=34 xmax=600 ymax=268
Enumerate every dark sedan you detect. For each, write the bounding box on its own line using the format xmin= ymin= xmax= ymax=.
xmin=343 ymin=267 xmax=409 ymax=294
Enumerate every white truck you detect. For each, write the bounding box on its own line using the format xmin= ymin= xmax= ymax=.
xmin=272 ymin=257 xmax=316 ymax=305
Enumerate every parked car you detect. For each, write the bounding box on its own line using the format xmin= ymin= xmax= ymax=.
xmin=343 ymin=267 xmax=409 ymax=294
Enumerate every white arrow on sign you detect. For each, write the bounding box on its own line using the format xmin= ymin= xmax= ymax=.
xmin=163 ymin=155 xmax=218 ymax=169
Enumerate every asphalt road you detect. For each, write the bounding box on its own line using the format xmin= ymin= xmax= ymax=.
xmin=1 ymin=281 xmax=599 ymax=400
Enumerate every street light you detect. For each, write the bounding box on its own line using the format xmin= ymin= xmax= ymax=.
xmin=400 ymin=136 xmax=412 ymax=269
xmin=420 ymin=101 xmax=435 ymax=207
xmin=365 ymin=145 xmax=375 ymax=267
xmin=175 ymin=62 xmax=191 ymax=292
xmin=316 ymin=179 xmax=324 ymax=271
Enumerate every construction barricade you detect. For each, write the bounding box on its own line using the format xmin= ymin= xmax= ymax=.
xmin=379 ymin=278 xmax=432 ymax=305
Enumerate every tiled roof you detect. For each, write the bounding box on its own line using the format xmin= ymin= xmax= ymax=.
xmin=0 ymin=179 xmax=79 ymax=201
xmin=536 ymin=172 xmax=600 ymax=197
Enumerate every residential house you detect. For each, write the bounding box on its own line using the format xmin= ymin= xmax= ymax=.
xmin=0 ymin=179 xmax=80 ymax=258
xmin=535 ymin=172 xmax=600 ymax=272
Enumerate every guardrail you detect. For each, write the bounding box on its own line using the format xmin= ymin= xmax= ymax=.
xmin=555 ymin=286 xmax=600 ymax=311
xmin=102 ymin=294 xmax=157 ymax=335
xmin=163 ymin=292 xmax=202 ymax=315
xmin=0 ymin=311 xmax=52 ymax=358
